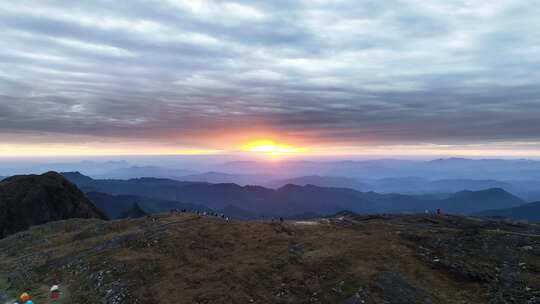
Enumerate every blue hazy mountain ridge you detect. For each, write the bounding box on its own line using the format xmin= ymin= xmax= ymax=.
xmin=213 ymin=159 xmax=416 ymax=178
xmin=212 ymin=158 xmax=540 ymax=180
xmin=5 ymin=157 xmax=540 ymax=188
xmin=30 ymin=165 xmax=540 ymax=201
xmin=5 ymin=158 xmax=540 ymax=180
xmin=256 ymin=175 xmax=538 ymax=201
xmin=109 ymin=162 xmax=538 ymax=199
xmin=93 ymin=166 xmax=196 ymax=180
xmin=475 ymin=201 xmax=540 ymax=222
xmin=87 ymin=165 xmax=540 ymax=202
xmin=363 ymin=178 xmax=516 ymax=194
xmin=178 ymin=171 xmax=279 ymax=186
xmin=85 ymin=192 xmax=212 ymax=219
xmin=265 ymin=175 xmax=372 ymax=191
xmin=0 ymin=160 xmax=130 ymax=177
xmin=266 ymin=176 xmax=514 ymax=192
xmin=61 ymin=172 xmax=526 ymax=217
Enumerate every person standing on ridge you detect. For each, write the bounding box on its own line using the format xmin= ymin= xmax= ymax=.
xmin=51 ymin=284 xmax=61 ymax=300
xmin=19 ymin=292 xmax=33 ymax=304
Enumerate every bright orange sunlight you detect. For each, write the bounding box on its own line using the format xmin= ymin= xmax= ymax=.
xmin=240 ymin=139 xmax=306 ymax=156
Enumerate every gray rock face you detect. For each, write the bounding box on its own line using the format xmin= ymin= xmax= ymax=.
xmin=0 ymin=171 xmax=107 ymax=238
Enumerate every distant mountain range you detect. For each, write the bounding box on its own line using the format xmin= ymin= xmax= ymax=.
xmin=266 ymin=175 xmax=517 ymax=193
xmin=265 ymin=175 xmax=371 ymax=190
xmin=8 ymin=157 xmax=537 ymax=200
xmin=475 ymin=201 xmax=540 ymax=222
xmin=28 ymin=158 xmax=539 ymax=182
xmin=62 ymin=172 xmax=526 ymax=218
xmin=179 ymin=171 xmax=277 ymax=185
xmin=364 ymin=177 xmax=514 ymax=194
xmin=0 ymin=160 xmax=130 ymax=177
xmin=86 ymin=192 xmax=212 ymax=219
xmin=195 ymin=174 xmax=537 ymax=201
xmin=144 ymin=171 xmax=533 ymax=199
xmin=93 ymin=166 xmax=195 ymax=180
xmin=210 ymin=158 xmax=540 ymax=180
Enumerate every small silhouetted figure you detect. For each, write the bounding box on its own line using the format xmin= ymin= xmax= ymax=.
xmin=50 ymin=285 xmax=60 ymax=300
xmin=437 ymin=208 xmax=442 ymax=215
xmin=279 ymin=217 xmax=284 ymax=223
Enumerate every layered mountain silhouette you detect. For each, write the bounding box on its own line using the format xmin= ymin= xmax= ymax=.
xmin=212 ymin=158 xmax=540 ymax=180
xmin=86 ymin=191 xmax=212 ymax=219
xmin=0 ymin=172 xmax=107 ymax=238
xmin=475 ymin=201 xmax=540 ymax=222
xmin=62 ymin=172 xmax=526 ymax=217
xmin=266 ymin=175 xmax=371 ymax=190
xmin=267 ymin=175 xmax=538 ymax=199
xmin=179 ymin=171 xmax=277 ymax=185
xmin=364 ymin=177 xmax=515 ymax=194
xmin=94 ymin=165 xmax=195 ymax=180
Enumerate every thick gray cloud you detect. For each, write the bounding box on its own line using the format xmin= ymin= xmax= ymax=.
xmin=1 ymin=0 xmax=540 ymax=149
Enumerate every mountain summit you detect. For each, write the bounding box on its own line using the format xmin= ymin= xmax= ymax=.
xmin=1 ymin=213 xmax=538 ymax=303
xmin=0 ymin=171 xmax=107 ymax=238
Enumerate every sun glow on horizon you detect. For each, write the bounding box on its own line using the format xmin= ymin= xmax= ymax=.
xmin=240 ymin=139 xmax=306 ymax=156
xmin=4 ymin=138 xmax=540 ymax=159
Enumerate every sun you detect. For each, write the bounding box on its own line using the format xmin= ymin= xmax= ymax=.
xmin=241 ymin=139 xmax=305 ymax=156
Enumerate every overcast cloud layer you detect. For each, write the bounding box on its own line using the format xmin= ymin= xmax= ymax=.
xmin=1 ymin=0 xmax=540 ymax=151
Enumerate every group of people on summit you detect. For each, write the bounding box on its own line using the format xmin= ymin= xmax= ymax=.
xmin=12 ymin=285 xmax=60 ymax=303
xmin=170 ymin=208 xmax=230 ymax=222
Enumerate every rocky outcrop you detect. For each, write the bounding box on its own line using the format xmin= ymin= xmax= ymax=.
xmin=0 ymin=171 xmax=107 ymax=238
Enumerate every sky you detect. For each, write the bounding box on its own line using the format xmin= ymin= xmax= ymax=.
xmin=1 ymin=0 xmax=540 ymax=158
